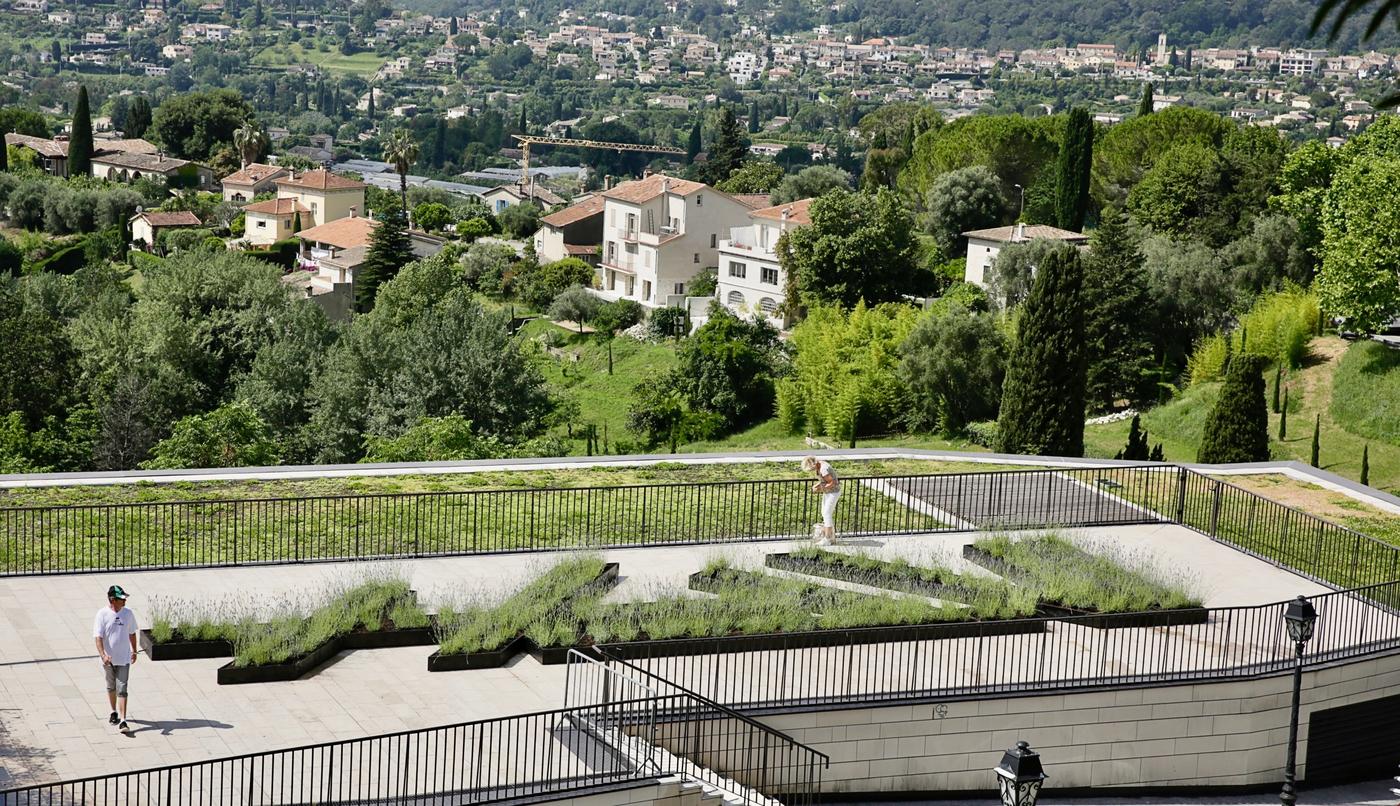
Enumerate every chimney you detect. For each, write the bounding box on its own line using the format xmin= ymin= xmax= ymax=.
xmin=349 ymin=205 xmax=357 ymax=218
xmin=604 ymin=175 xmax=613 ymax=190
xmin=1014 ymin=222 xmax=1025 ymax=241
xmin=643 ymin=167 xmax=653 ymax=179
xmin=662 ymin=178 xmax=671 ymax=193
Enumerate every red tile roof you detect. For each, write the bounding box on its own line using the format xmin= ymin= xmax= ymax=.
xmin=222 ymin=163 xmax=289 ymax=186
xmin=540 ymin=195 xmax=605 ymax=228
xmin=132 ymin=211 xmax=202 ymax=227
xmin=749 ymin=197 xmax=815 ymax=226
xmin=275 ymin=169 xmax=365 ymax=191
xmin=602 ymin=174 xmax=707 ymax=204
xmin=296 ymin=215 xmax=379 ymax=249
xmin=243 ymin=198 xmax=310 ymax=215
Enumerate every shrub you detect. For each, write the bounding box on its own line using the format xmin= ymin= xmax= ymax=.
xmin=514 ymin=257 xmax=594 ymax=310
xmin=688 ymin=266 xmax=718 ymax=297
xmin=547 ymin=285 xmax=603 ymax=331
xmin=964 ymin=420 xmax=998 ymax=448
xmin=412 ymin=202 xmax=452 ymax=233
xmin=461 ymin=241 xmax=515 ymax=296
xmin=592 ymin=298 xmax=644 ymax=335
xmin=1187 ymin=287 xmax=1319 ymax=384
xmin=1197 ymin=353 xmax=1269 ymax=463
xmin=648 ymin=306 xmax=689 ymax=339
xmin=30 ymin=241 xmax=88 ymax=274
xmin=455 ymin=216 xmax=493 ymax=242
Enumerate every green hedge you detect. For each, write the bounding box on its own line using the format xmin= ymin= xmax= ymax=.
xmin=245 ymin=238 xmax=302 ymax=270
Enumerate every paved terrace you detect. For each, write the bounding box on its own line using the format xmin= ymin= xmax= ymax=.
xmin=0 ymin=522 xmax=1358 ymax=790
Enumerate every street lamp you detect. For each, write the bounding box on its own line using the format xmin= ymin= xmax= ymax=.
xmin=1280 ymin=595 xmax=1318 ymax=806
xmin=994 ymin=740 xmax=1047 ymax=806
xmin=1013 ymin=183 xmax=1025 ymax=221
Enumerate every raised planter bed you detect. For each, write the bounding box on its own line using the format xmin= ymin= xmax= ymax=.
xmin=765 ymin=552 xmax=969 ymax=600
xmin=217 ymin=617 xmax=437 ymax=685
xmin=139 ymin=629 xmax=233 ymax=661
xmin=428 ymin=563 xmax=620 ymax=672
xmin=961 ymin=544 xmax=1210 ymax=629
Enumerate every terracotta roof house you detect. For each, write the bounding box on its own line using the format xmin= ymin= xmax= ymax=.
xmin=597 ymin=174 xmax=763 ymax=308
xmin=5 ymin=132 xmax=68 ymax=176
xmin=242 ymin=197 xmax=311 ymax=246
xmin=297 ymin=214 xmax=379 ymax=252
xmin=129 ymin=210 xmax=202 ymax=250
xmin=90 ymin=151 xmax=215 ymax=188
xmin=533 ymin=195 xmax=605 ymax=265
xmin=274 ymin=170 xmax=366 ymax=228
xmin=962 ymin=222 xmax=1088 ymax=288
xmin=716 ymin=198 xmax=814 ymax=328
xmin=480 ymin=181 xmax=566 ymax=214
xmin=221 ymin=163 xmax=290 ymax=203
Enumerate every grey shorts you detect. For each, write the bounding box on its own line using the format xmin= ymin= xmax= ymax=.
xmin=104 ymin=663 xmax=130 ymax=696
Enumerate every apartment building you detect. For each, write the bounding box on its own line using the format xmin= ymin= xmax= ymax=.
xmin=597 ymin=174 xmax=759 ymax=308
xmin=715 ymin=198 xmax=813 ymax=328
xmin=1279 ymin=48 xmax=1327 ymax=76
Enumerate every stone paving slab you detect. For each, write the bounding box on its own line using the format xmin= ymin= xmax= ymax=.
xmin=0 ymin=525 xmax=1341 ymax=789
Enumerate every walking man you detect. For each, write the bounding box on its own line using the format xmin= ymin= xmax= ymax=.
xmin=93 ymin=584 xmax=138 ymax=733
xmin=801 ymin=456 xmax=841 ymax=544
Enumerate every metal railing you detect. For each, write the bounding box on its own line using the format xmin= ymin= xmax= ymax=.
xmin=604 ymin=579 xmax=1400 ymax=711
xmin=0 ymin=465 xmax=1178 ymax=576
xmin=0 ymin=703 xmax=662 ymax=805
xmin=0 ymin=659 xmax=829 ymax=806
xmin=1178 ymin=469 xmax=1400 ymax=602
xmin=565 ymin=650 xmax=828 ymax=805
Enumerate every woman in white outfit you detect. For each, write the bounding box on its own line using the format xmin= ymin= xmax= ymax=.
xmin=801 ymin=456 xmax=840 ymax=544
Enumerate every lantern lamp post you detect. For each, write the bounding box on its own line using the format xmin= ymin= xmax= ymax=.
xmin=1279 ymin=595 xmax=1318 ymax=806
xmin=994 ymin=740 xmax=1047 ymax=806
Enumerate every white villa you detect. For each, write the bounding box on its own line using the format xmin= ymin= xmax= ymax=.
xmin=714 ymin=197 xmax=813 ymax=328
xmin=962 ymin=222 xmax=1089 ymax=287
xmin=596 ymin=174 xmax=761 ymax=308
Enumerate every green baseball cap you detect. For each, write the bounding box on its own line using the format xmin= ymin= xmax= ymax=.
xmin=107 ymin=585 xmax=129 ymax=600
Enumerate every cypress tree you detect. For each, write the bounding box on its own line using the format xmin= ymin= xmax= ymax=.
xmin=1361 ymin=444 xmax=1370 ymax=486
xmin=1137 ymin=83 xmax=1154 ymax=117
xmin=686 ymin=119 xmax=702 ymax=164
xmin=1083 ymin=206 xmax=1152 ymax=409
xmin=50 ymin=40 xmax=61 ymax=66
xmin=1272 ymin=365 xmax=1282 ymax=413
xmin=1053 ymin=107 xmax=1093 ymax=232
xmin=355 ymin=207 xmax=412 ymax=312
xmin=1115 ymin=414 xmax=1150 ymax=460
xmin=1197 ymin=354 xmax=1269 ymax=463
xmin=748 ymin=101 xmax=760 ymax=133
xmin=367 ymin=89 xmax=376 ymax=120
xmin=127 ymin=96 xmax=152 ymax=139
xmin=433 ymin=118 xmax=447 ymax=168
xmin=69 ymin=85 xmax=93 ymax=178
xmin=995 ymin=244 xmax=1088 ymax=457
xmin=1310 ymin=414 xmax=1320 ymax=467
xmin=293 ymin=210 xmax=303 ymax=232
xmin=1279 ymin=388 xmax=1289 ymax=439
xmin=1240 ymin=325 xmax=1247 ymax=353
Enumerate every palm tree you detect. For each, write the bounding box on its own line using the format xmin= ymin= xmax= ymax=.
xmin=382 ymin=128 xmax=420 ymax=216
xmin=232 ymin=121 xmax=268 ymax=170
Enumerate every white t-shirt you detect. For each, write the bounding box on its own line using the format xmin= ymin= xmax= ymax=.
xmin=93 ymin=606 xmax=138 ymax=665
xmin=817 ymin=461 xmax=840 ymax=493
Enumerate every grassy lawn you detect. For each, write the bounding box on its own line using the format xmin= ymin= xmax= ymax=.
xmin=1086 ymin=337 xmax=1400 ymax=496
xmin=523 ymin=320 xmax=679 ymax=449
xmin=251 ymin=42 xmax=386 ymax=76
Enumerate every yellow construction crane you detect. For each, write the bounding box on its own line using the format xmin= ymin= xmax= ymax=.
xmin=511 ymin=134 xmax=687 ymax=185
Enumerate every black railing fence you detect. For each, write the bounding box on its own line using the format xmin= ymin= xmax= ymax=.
xmin=0 ymin=465 xmax=1178 ymax=575
xmin=564 ymin=650 xmax=827 ymax=805
xmin=604 ymin=579 xmax=1400 ymax=711
xmin=0 ymin=702 xmax=659 ymax=806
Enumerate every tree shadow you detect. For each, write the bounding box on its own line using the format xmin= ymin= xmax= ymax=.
xmin=126 ymin=718 xmax=234 ymax=737
xmin=0 ymin=710 xmax=58 ymax=788
xmin=1357 ymin=341 xmax=1400 ymax=375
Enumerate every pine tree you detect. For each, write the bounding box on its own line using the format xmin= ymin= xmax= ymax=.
xmin=686 ymin=119 xmax=702 ymax=164
xmin=1114 ymin=414 xmax=1150 ymax=460
xmin=1310 ymin=414 xmax=1320 ymax=467
xmin=355 ymin=207 xmax=412 ymax=313
xmin=1279 ymin=388 xmax=1289 ymax=439
xmin=1197 ymin=354 xmax=1269 ymax=463
xmin=1272 ymin=365 xmax=1282 ymax=413
xmin=1083 ymin=207 xmax=1153 ymax=409
xmin=1137 ymin=83 xmax=1154 ymax=117
xmin=68 ymin=85 xmax=93 ymax=178
xmin=1361 ymin=444 xmax=1370 ymax=486
xmin=1053 ymin=107 xmax=1093 ymax=232
xmin=706 ymin=106 xmax=748 ymax=185
xmin=995 ymin=244 xmax=1088 ymax=457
